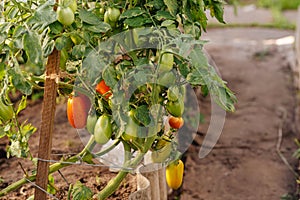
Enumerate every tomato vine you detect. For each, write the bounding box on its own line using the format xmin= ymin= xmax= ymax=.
xmin=0 ymin=0 xmax=236 ymax=199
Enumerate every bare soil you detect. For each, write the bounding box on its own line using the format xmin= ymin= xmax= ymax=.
xmin=181 ymin=27 xmax=300 ymax=200
xmin=0 ymin=27 xmax=299 ymax=200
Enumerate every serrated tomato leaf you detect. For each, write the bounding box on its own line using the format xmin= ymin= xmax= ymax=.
xmin=119 ymin=7 xmax=145 ymax=20
xmin=71 ymin=181 xmax=93 ymax=200
xmin=79 ymin=9 xmax=101 ymax=25
xmin=23 ymin=31 xmax=43 ymax=70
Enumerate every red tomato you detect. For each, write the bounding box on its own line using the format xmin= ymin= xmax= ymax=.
xmin=95 ymin=79 xmax=112 ymax=99
xmin=67 ymin=93 xmax=91 ymax=129
xmin=168 ymin=116 xmax=184 ymax=129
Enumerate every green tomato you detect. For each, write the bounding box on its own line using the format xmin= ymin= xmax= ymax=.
xmin=86 ymin=114 xmax=97 ymax=135
xmin=94 ymin=114 xmax=112 ymax=144
xmin=57 ymin=6 xmax=75 ymax=26
xmin=99 ymin=7 xmax=105 ymax=15
xmin=107 ymin=7 xmax=121 ymax=22
xmin=59 ymin=0 xmax=77 ymax=12
xmin=124 ymin=111 xmax=139 ymax=139
xmin=104 ymin=10 xmax=116 ymax=28
xmin=159 ymin=52 xmax=174 ymax=73
xmin=151 ymin=142 xmax=172 ymax=163
xmin=0 ymin=98 xmax=14 ymax=122
xmin=157 ymin=71 xmax=176 ymax=87
xmin=166 ymin=99 xmax=184 ymax=117
xmin=59 ymin=48 xmax=68 ymax=70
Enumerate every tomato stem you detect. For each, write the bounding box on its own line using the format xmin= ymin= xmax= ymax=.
xmin=93 ymin=139 xmax=121 ymax=157
xmin=96 ymin=128 xmax=158 ymax=199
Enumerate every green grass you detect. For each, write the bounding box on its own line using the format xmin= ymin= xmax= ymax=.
xmin=257 ymin=0 xmax=300 ymax=10
xmin=227 ymin=0 xmax=300 ymax=10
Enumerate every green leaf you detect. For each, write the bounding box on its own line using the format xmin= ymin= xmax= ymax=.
xmin=161 ymin=20 xmax=176 ymax=28
xmin=210 ymin=1 xmax=225 ymax=23
xmin=47 ymin=174 xmax=56 ymax=195
xmin=82 ymin=50 xmax=107 ymax=85
xmin=79 ymin=9 xmax=101 ymax=25
xmin=0 ymin=127 xmax=6 ymax=139
xmin=84 ymin=23 xmax=111 ymax=33
xmin=119 ymin=7 xmax=145 ymax=20
xmin=163 ymin=0 xmax=178 ymax=16
xmin=154 ymin=11 xmax=175 ymax=21
xmin=23 ymin=31 xmax=43 ymax=69
xmin=43 ymin=40 xmax=55 ymax=57
xmin=71 ymin=181 xmax=93 ymax=200
xmin=13 ymin=26 xmax=26 ymax=38
xmin=134 ymin=105 xmax=151 ymax=127
xmin=8 ymin=69 xmax=32 ymax=95
xmin=102 ymin=66 xmax=118 ymax=89
xmin=0 ymin=63 xmax=5 ymax=81
xmin=16 ymin=96 xmax=27 ymax=115
xmin=8 ymin=141 xmax=22 ymax=158
xmin=72 ymin=45 xmax=86 ymax=58
xmin=201 ymin=84 xmax=209 ymax=96
xmin=49 ymin=21 xmax=63 ymax=34
xmin=28 ymin=0 xmax=57 ymax=27
xmin=145 ymin=0 xmax=165 ymax=10
xmin=55 ymin=36 xmax=72 ymax=51
xmin=124 ymin=15 xmax=152 ymax=28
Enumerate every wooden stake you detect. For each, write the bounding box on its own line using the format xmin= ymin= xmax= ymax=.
xmin=34 ymin=49 xmax=60 ymax=200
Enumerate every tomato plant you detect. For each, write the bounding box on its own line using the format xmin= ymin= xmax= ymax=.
xmin=0 ymin=0 xmax=237 ymax=199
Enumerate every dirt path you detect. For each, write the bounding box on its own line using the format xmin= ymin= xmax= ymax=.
xmin=181 ymin=28 xmax=299 ymax=200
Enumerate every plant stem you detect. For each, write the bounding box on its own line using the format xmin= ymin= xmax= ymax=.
xmin=0 ymin=136 xmax=95 ymax=197
xmin=96 ymin=133 xmax=157 ymax=199
xmin=93 ymin=139 xmax=121 ymax=157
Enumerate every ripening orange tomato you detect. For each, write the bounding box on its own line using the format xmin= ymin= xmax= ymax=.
xmin=168 ymin=116 xmax=184 ymax=129
xmin=67 ymin=93 xmax=91 ymax=129
xmin=95 ymin=79 xmax=112 ymax=99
